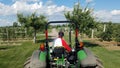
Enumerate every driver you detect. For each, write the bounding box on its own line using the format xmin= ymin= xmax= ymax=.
xmin=53 ymin=31 xmax=71 ymax=52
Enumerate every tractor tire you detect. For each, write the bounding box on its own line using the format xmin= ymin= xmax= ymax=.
xmin=24 ymin=57 xmax=31 ymax=68
xmin=23 ymin=50 xmax=46 ymax=68
xmin=95 ymin=57 xmax=104 ymax=68
xmin=80 ymin=47 xmax=97 ymax=67
xmin=80 ymin=47 xmax=104 ymax=68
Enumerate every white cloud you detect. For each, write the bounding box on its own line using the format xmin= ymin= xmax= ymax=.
xmin=93 ymin=10 xmax=120 ymax=22
xmin=12 ymin=1 xmax=43 ymax=13
xmin=111 ymin=10 xmax=120 ymax=15
xmin=0 ymin=3 xmax=15 ymax=16
xmin=94 ymin=10 xmax=112 ymax=19
xmin=0 ymin=1 xmax=71 ymax=16
xmin=0 ymin=19 xmax=12 ymax=26
xmin=0 ymin=1 xmax=72 ymax=26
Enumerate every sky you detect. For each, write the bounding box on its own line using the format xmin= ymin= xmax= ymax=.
xmin=0 ymin=0 xmax=120 ymax=26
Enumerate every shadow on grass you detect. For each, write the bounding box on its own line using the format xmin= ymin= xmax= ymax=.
xmin=83 ymin=41 xmax=100 ymax=47
xmin=0 ymin=46 xmax=15 ymax=50
xmin=0 ymin=48 xmax=8 ymax=50
xmin=36 ymin=38 xmax=54 ymax=43
xmin=36 ymin=35 xmax=56 ymax=43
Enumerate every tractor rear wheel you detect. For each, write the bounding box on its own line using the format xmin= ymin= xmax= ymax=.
xmin=95 ymin=57 xmax=104 ymax=68
xmin=24 ymin=57 xmax=31 ymax=68
xmin=23 ymin=50 xmax=46 ymax=68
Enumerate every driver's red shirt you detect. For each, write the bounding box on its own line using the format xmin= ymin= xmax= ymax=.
xmin=61 ymin=38 xmax=71 ymax=52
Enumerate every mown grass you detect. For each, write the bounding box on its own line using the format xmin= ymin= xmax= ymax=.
xmin=0 ymin=42 xmax=40 ymax=68
xmin=0 ymin=35 xmax=44 ymax=68
xmin=93 ymin=47 xmax=120 ymax=68
xmin=0 ymin=34 xmax=120 ymax=68
xmin=84 ymin=41 xmax=120 ymax=68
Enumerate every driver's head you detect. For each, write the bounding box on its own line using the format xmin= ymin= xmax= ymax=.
xmin=58 ymin=31 xmax=64 ymax=38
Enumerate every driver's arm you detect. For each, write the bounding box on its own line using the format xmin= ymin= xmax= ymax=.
xmin=61 ymin=39 xmax=71 ymax=52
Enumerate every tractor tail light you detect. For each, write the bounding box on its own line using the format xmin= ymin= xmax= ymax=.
xmin=80 ymin=42 xmax=84 ymax=48
xmin=40 ymin=43 xmax=45 ymax=51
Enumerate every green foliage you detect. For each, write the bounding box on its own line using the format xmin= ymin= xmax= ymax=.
xmin=96 ymin=22 xmax=120 ymax=42
xmin=113 ymin=24 xmax=120 ymax=42
xmin=17 ymin=12 xmax=47 ymax=43
xmin=1 ymin=28 xmax=7 ymax=41
xmin=100 ymin=22 xmax=113 ymax=41
xmin=100 ymin=32 xmax=112 ymax=41
xmin=13 ymin=22 xmax=18 ymax=27
xmin=95 ymin=22 xmax=104 ymax=38
xmin=64 ymin=3 xmax=97 ymax=35
xmin=0 ymin=27 xmax=29 ymax=41
xmin=85 ymin=29 xmax=91 ymax=37
xmin=17 ymin=12 xmax=47 ymax=30
xmin=17 ymin=13 xmax=29 ymax=28
xmin=29 ymin=13 xmax=47 ymax=30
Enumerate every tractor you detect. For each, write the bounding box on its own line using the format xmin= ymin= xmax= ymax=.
xmin=24 ymin=21 xmax=104 ymax=68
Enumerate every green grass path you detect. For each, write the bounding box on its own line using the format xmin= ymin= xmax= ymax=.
xmin=85 ymin=43 xmax=120 ymax=68
xmin=0 ymin=42 xmax=39 ymax=68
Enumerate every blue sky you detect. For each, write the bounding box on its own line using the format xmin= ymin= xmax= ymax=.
xmin=94 ymin=0 xmax=120 ymax=10
xmin=0 ymin=0 xmax=120 ymax=26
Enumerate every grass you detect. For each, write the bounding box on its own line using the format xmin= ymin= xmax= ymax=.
xmin=0 ymin=42 xmax=40 ymax=68
xmin=0 ymin=35 xmax=44 ymax=68
xmin=0 ymin=34 xmax=120 ymax=68
xmin=84 ymin=41 xmax=120 ymax=68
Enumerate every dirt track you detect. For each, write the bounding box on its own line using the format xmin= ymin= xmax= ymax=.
xmin=48 ymin=28 xmax=58 ymax=46
xmin=85 ymin=38 xmax=120 ymax=50
xmin=49 ymin=28 xmax=58 ymax=38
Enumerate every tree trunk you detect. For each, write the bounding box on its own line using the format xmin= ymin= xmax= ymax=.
xmin=33 ymin=29 xmax=36 ymax=43
xmin=103 ymin=24 xmax=106 ymax=32
xmin=91 ymin=29 xmax=94 ymax=39
xmin=25 ymin=27 xmax=28 ymax=37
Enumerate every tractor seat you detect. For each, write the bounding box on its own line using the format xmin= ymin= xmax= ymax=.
xmin=52 ymin=47 xmax=65 ymax=58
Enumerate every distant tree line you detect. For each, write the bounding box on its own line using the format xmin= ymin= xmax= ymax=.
xmin=0 ymin=26 xmax=29 ymax=41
